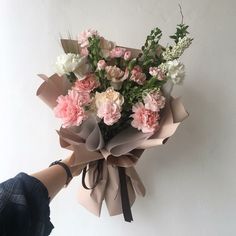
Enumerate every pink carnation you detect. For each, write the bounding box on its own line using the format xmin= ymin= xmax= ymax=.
xmin=97 ymin=101 xmax=121 ymax=125
xmin=78 ymin=29 xmax=99 ymax=48
xmin=149 ymin=67 xmax=165 ymax=81
xmin=80 ymin=47 xmax=89 ymax=56
xmin=97 ymin=60 xmax=107 ymax=70
xmin=131 ymin=102 xmax=159 ymax=133
xmin=149 ymin=67 xmax=159 ymax=77
xmin=143 ymin=91 xmax=165 ymax=112
xmin=78 ymin=29 xmax=99 ymax=56
xmin=54 ymin=90 xmax=87 ymax=128
xmin=73 ymin=74 xmax=100 ymax=93
xmin=124 ymin=50 xmax=132 ymax=60
xmin=110 ymin=47 xmax=126 ymax=58
xmin=105 ymin=65 xmax=124 ymax=81
xmin=77 ymin=92 xmax=91 ymax=106
xmin=130 ymin=66 xmax=146 ymax=85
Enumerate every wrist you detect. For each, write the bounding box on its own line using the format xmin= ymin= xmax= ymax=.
xmin=49 ymin=160 xmax=73 ymax=186
xmin=62 ymin=154 xmax=84 ymax=177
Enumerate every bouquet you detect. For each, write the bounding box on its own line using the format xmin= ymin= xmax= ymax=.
xmin=37 ymin=21 xmax=192 ymax=222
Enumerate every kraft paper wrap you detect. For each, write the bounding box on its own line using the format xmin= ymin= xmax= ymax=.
xmin=36 ymin=39 xmax=188 ymax=217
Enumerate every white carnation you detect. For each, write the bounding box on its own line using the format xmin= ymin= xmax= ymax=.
xmin=55 ymin=53 xmax=81 ymax=76
xmin=166 ymin=60 xmax=185 ymax=84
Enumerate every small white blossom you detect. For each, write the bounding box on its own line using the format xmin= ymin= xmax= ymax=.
xmin=163 ymin=36 xmax=192 ymax=61
xmin=166 ymin=60 xmax=185 ymax=84
xmin=158 ymin=63 xmax=168 ymax=74
xmin=55 ymin=53 xmax=82 ymax=76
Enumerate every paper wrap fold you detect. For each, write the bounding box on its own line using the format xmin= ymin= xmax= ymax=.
xmin=36 ymin=39 xmax=188 ymax=218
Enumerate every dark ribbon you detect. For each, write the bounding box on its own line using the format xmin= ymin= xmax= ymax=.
xmin=118 ymin=167 xmax=133 ymax=222
xmin=82 ymin=159 xmax=104 ymax=190
xmin=81 ymin=160 xmax=133 ymax=222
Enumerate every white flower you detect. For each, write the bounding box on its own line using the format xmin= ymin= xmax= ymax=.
xmin=158 ymin=63 xmax=168 ymax=74
xmin=163 ymin=36 xmax=193 ymax=61
xmin=166 ymin=60 xmax=185 ymax=84
xmin=55 ymin=53 xmax=82 ymax=76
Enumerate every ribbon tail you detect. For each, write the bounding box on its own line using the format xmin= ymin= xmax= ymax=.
xmin=118 ymin=167 xmax=133 ymax=222
xmin=105 ymin=164 xmax=136 ymax=217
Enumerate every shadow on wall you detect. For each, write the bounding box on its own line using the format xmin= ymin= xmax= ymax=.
xmin=135 ymin=85 xmax=209 ymax=211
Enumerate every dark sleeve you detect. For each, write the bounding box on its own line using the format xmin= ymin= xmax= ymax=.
xmin=0 ymin=172 xmax=54 ymax=236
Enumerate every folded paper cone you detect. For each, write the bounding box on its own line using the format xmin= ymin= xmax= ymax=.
xmin=36 ymin=38 xmax=189 ymax=219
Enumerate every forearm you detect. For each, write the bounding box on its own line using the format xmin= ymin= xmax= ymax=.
xmin=31 ymin=165 xmax=67 ymax=200
xmin=31 ymin=154 xmax=83 ymax=200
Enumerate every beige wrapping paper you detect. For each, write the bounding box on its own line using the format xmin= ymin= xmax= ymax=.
xmin=36 ymin=74 xmax=71 ymax=108
xmin=36 ymin=39 xmax=189 ymax=217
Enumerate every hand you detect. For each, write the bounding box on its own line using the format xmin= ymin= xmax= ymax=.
xmin=62 ymin=153 xmax=85 ymax=177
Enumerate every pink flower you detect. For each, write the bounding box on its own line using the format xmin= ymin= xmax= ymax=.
xmin=97 ymin=101 xmax=121 ymax=125
xmin=80 ymin=47 xmax=89 ymax=56
xmin=105 ymin=65 xmax=124 ymax=81
xmin=54 ymin=90 xmax=87 ymax=128
xmin=78 ymin=29 xmax=99 ymax=48
xmin=131 ymin=102 xmax=159 ymax=133
xmin=149 ymin=67 xmax=159 ymax=77
xmin=97 ymin=60 xmax=107 ymax=70
xmin=130 ymin=66 xmax=146 ymax=85
xmin=73 ymin=74 xmax=100 ymax=93
xmin=124 ymin=50 xmax=132 ymax=60
xmin=156 ymin=69 xmax=165 ymax=81
xmin=78 ymin=29 xmax=99 ymax=56
xmin=77 ymin=92 xmax=91 ymax=106
xmin=131 ymin=65 xmax=142 ymax=74
xmin=143 ymin=91 xmax=166 ymax=112
xmin=110 ymin=47 xmax=126 ymax=58
xmin=149 ymin=67 xmax=165 ymax=81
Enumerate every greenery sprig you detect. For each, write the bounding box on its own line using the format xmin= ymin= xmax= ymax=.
xmin=169 ymin=24 xmax=190 ymax=44
xmin=169 ymin=4 xmax=190 ymax=44
xmin=87 ymin=36 xmax=103 ymax=71
xmin=139 ymin=27 xmax=162 ymax=70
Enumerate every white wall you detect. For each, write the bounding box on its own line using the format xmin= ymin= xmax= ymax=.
xmin=0 ymin=0 xmax=236 ymax=235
